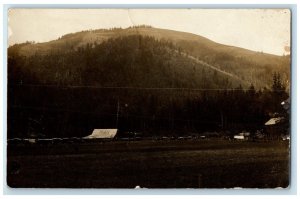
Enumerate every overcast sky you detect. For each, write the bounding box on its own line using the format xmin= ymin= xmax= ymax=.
xmin=8 ymin=9 xmax=291 ymax=55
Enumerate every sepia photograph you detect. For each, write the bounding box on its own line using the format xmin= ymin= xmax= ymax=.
xmin=6 ymin=8 xmax=291 ymax=188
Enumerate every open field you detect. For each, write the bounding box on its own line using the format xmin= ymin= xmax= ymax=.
xmin=7 ymin=140 xmax=290 ymax=188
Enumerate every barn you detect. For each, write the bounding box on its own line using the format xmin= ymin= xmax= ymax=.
xmin=264 ymin=117 xmax=285 ymax=139
xmin=84 ymin=129 xmax=118 ymax=139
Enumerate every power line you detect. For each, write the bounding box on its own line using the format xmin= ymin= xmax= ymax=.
xmin=8 ymin=84 xmax=277 ymax=91
xmin=9 ymin=105 xmax=219 ymax=123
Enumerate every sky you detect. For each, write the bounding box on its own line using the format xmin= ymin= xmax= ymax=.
xmin=8 ymin=9 xmax=291 ymax=55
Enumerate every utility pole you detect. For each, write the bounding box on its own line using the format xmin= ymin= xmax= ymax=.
xmin=116 ymin=99 xmax=120 ymax=128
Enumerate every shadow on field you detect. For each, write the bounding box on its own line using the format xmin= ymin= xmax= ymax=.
xmin=7 ymin=140 xmax=290 ymax=188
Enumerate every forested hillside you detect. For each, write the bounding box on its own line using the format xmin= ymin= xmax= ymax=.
xmin=7 ymin=27 xmax=290 ymax=138
xmin=8 ymin=26 xmax=290 ymax=89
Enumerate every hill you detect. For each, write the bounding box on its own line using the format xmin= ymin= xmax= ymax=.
xmin=8 ymin=34 xmax=247 ymax=90
xmin=7 ymin=26 xmax=290 ymax=138
xmin=8 ymin=26 xmax=290 ymax=89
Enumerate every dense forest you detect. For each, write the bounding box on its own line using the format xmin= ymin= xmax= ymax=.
xmin=7 ymin=32 xmax=289 ymax=139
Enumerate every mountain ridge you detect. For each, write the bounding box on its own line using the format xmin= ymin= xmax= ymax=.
xmin=8 ymin=26 xmax=290 ymax=90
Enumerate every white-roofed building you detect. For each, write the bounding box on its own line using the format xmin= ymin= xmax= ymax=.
xmin=264 ymin=117 xmax=286 ymax=139
xmin=84 ymin=129 xmax=118 ymax=139
xmin=265 ymin=117 xmax=285 ymax=126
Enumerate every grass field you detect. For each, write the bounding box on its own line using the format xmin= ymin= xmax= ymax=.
xmin=7 ymin=139 xmax=290 ymax=188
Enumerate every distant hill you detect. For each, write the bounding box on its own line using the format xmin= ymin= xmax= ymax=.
xmin=8 ymin=26 xmax=290 ymax=90
xmin=7 ymin=26 xmax=290 ymax=138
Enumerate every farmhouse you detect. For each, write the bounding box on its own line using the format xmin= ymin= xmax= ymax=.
xmin=264 ymin=117 xmax=285 ymax=139
xmin=233 ymin=131 xmax=251 ymax=140
xmin=233 ymin=135 xmax=244 ymax=140
xmin=84 ymin=129 xmax=118 ymax=139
